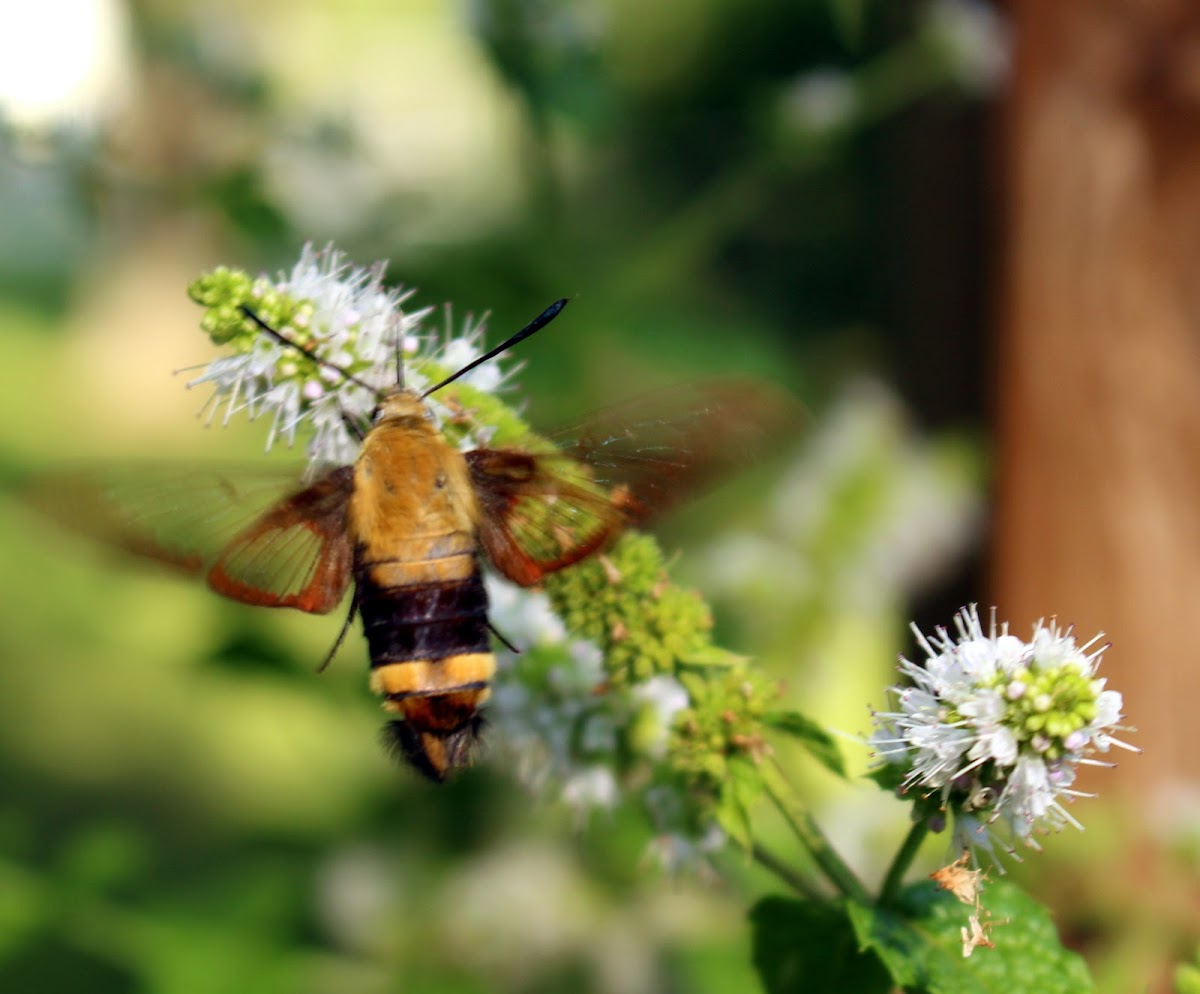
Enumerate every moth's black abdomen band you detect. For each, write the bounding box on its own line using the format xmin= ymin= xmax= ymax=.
xmin=357 ymin=574 xmax=490 ymax=665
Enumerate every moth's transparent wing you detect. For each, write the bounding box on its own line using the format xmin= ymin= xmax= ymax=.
xmin=469 ymin=378 xmax=801 ymax=586
xmin=24 ymin=464 xmax=354 ymax=614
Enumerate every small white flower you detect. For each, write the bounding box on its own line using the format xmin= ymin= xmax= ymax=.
xmin=562 ymin=766 xmax=620 ymax=816
xmin=630 ymin=675 xmax=690 ymax=758
xmin=951 ymin=813 xmax=1005 ymax=865
xmin=782 ymin=68 xmax=857 ymax=132
xmin=873 ymin=605 xmax=1136 ymax=858
xmin=485 ymin=577 xmax=569 ymax=648
xmin=868 ymin=718 xmax=910 ymax=765
xmin=923 ymin=0 xmax=1010 ymax=93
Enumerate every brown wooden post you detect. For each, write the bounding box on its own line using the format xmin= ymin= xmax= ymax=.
xmin=994 ymin=0 xmax=1200 ymax=791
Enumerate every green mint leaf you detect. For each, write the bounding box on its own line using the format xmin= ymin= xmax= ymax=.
xmin=713 ymin=755 xmax=764 ymax=851
xmin=846 ymin=879 xmax=1093 ymax=994
xmin=750 ymin=897 xmax=891 ymax=994
xmin=762 ymin=710 xmax=846 ymax=778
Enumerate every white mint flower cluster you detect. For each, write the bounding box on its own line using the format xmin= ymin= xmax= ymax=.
xmin=481 ymin=567 xmax=727 ymax=871
xmin=187 ymin=244 xmax=513 ymax=469
xmin=872 ymin=605 xmax=1135 ymax=858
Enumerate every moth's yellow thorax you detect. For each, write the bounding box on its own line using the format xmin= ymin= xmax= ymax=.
xmin=348 ymin=393 xmax=479 ymax=566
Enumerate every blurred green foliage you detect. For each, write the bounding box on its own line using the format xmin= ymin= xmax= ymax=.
xmin=0 ymin=0 xmax=1006 ymax=991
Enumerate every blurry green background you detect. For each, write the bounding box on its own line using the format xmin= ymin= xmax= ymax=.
xmin=0 ymin=1 xmax=1006 ymax=992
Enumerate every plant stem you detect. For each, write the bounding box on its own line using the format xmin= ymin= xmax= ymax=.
xmin=879 ymin=820 xmax=929 ymax=905
xmin=761 ymin=761 xmax=870 ymax=904
xmin=751 ymin=842 xmax=823 ymax=900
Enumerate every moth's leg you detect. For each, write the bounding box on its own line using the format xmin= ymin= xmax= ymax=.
xmin=318 ymin=587 xmax=360 ymax=673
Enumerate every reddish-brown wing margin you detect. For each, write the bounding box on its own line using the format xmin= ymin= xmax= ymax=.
xmin=467 ymin=449 xmax=628 ymax=586
xmin=21 ymin=464 xmax=354 ymax=614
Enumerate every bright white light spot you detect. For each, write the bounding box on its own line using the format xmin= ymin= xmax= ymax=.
xmin=0 ymin=0 xmax=132 ymax=131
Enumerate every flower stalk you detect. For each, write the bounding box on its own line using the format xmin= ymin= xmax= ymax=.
xmin=878 ymin=818 xmax=930 ymax=904
xmin=761 ymin=760 xmax=870 ymax=904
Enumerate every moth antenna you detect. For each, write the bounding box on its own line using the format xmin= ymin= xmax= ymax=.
xmin=421 ymin=297 xmax=569 ymax=398
xmin=240 ymin=306 xmax=380 ymax=397
xmin=339 ymin=406 xmax=371 ymax=443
